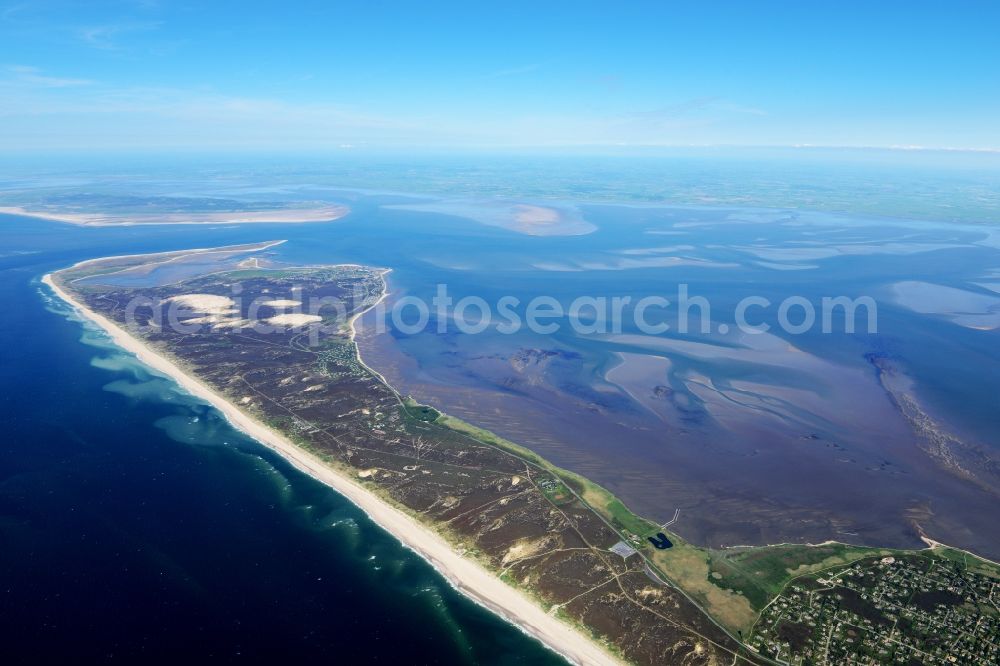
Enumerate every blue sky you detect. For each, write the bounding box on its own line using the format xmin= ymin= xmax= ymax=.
xmin=2 ymin=1 xmax=999 ymax=151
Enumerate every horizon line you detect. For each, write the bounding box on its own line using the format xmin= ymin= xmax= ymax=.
xmin=3 ymin=143 xmax=1000 ymax=156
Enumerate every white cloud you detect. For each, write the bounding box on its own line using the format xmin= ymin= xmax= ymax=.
xmin=5 ymin=65 xmax=92 ymax=87
xmin=76 ymin=21 xmax=162 ymax=50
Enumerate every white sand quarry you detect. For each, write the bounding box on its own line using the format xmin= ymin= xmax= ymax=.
xmin=261 ymin=299 xmax=302 ymax=308
xmin=164 ymin=294 xmax=237 ymax=314
xmin=164 ymin=294 xmax=320 ymax=327
xmin=265 ymin=313 xmax=322 ymax=326
xmin=164 ymin=293 xmax=250 ymax=329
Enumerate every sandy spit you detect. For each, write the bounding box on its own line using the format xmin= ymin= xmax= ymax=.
xmin=42 ymin=270 xmax=621 ymax=666
xmin=3 ymin=205 xmax=349 ymax=226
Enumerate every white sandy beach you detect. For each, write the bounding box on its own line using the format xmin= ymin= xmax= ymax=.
xmin=3 ymin=205 xmax=349 ymax=226
xmin=42 ymin=270 xmax=621 ymax=666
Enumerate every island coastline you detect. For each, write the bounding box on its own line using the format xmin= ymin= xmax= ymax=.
xmin=42 ymin=245 xmax=1000 ymax=665
xmin=41 ymin=267 xmax=623 ymax=666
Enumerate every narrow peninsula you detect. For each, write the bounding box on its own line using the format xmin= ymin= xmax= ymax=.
xmin=45 ymin=242 xmax=1000 ymax=666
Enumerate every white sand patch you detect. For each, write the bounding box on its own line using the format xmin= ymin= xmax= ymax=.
xmin=164 ymin=294 xmax=236 ymax=314
xmin=265 ymin=313 xmax=322 ymax=326
xmin=182 ymin=315 xmax=229 ymax=324
xmin=501 ymin=537 xmax=548 ymax=566
xmin=261 ymin=299 xmax=302 ymax=308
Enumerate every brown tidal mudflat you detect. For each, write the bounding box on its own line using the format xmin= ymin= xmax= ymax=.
xmin=356 ymin=300 xmax=1000 ymax=561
